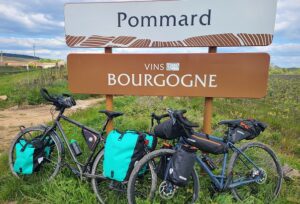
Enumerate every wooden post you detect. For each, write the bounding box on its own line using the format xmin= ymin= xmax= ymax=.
xmin=105 ymin=47 xmax=114 ymax=132
xmin=203 ymin=47 xmax=217 ymax=134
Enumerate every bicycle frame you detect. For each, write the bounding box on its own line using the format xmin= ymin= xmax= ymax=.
xmin=43 ymin=109 xmax=109 ymax=179
xmin=196 ymin=135 xmax=262 ymax=191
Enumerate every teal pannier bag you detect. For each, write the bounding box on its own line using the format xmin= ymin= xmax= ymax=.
xmin=103 ymin=130 xmax=156 ymax=182
xmin=13 ymin=136 xmax=54 ymax=175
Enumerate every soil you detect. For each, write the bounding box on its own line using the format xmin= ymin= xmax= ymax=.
xmin=0 ymin=98 xmax=103 ymax=152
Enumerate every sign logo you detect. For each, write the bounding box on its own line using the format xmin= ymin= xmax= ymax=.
xmin=166 ymin=63 xmax=180 ymax=71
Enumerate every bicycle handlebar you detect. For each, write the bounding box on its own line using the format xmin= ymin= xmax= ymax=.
xmin=40 ymin=88 xmax=56 ymax=103
xmin=151 ymin=113 xmax=169 ymax=122
xmin=173 ymin=110 xmax=199 ymax=128
xmin=40 ymin=88 xmax=76 ymax=110
xmin=151 ymin=109 xmax=198 ymax=128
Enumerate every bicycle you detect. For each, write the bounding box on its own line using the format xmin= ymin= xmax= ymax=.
xmin=9 ymin=88 xmax=123 ymax=203
xmin=127 ymin=109 xmax=283 ymax=203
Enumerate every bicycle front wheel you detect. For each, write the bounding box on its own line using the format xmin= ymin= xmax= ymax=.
xmin=9 ymin=126 xmax=62 ymax=182
xmin=228 ymin=142 xmax=283 ymax=202
xmin=91 ymin=149 xmax=128 ymax=204
xmin=127 ymin=149 xmax=199 ymax=204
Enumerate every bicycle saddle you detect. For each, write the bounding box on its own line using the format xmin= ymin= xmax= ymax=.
xmin=218 ymin=119 xmax=241 ymax=126
xmin=99 ymin=110 xmax=124 ymax=119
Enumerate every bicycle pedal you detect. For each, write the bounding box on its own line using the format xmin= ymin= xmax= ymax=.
xmin=70 ymin=168 xmax=80 ymax=176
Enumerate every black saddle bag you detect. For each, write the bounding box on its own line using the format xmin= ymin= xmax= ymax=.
xmin=230 ymin=119 xmax=267 ymax=143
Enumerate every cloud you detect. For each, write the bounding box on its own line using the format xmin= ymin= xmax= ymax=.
xmin=0 ymin=37 xmax=65 ymax=50
xmin=0 ymin=2 xmax=64 ymax=36
xmin=0 ymin=0 xmax=299 ymax=68
xmin=275 ymin=0 xmax=300 ymax=40
xmin=219 ymin=43 xmax=300 ymax=67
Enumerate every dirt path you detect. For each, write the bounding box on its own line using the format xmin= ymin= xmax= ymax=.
xmin=0 ymin=98 xmax=104 ymax=152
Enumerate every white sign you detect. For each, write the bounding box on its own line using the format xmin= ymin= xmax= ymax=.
xmin=64 ymin=0 xmax=278 ymax=48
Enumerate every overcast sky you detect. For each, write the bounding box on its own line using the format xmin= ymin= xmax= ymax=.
xmin=0 ymin=0 xmax=299 ymax=68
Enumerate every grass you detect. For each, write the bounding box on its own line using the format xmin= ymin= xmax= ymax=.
xmin=0 ymin=67 xmax=92 ymax=109
xmin=0 ymin=66 xmax=30 ymax=75
xmin=0 ymin=74 xmax=299 ymax=203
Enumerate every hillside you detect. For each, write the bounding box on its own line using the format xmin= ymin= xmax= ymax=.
xmin=0 ymin=53 xmax=40 ymax=62
xmin=0 ymin=53 xmax=64 ymax=74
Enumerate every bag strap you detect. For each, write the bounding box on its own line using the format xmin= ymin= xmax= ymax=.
xmin=117 ymin=130 xmax=139 ymax=141
xmin=20 ymin=141 xmax=29 ymax=152
xmin=118 ymin=132 xmax=125 ymax=141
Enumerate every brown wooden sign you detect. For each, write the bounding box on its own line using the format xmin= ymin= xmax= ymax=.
xmin=67 ymin=53 xmax=270 ymax=98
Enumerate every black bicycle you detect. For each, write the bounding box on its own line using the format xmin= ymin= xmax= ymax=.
xmin=127 ymin=109 xmax=283 ymax=203
xmin=9 ymin=88 xmax=123 ymax=203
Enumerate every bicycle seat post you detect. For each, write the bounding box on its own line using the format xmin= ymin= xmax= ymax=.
xmin=99 ymin=110 xmax=124 ymax=134
xmin=100 ymin=116 xmax=111 ymax=134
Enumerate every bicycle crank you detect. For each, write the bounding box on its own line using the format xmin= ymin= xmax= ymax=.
xmin=159 ymin=181 xmax=177 ymax=200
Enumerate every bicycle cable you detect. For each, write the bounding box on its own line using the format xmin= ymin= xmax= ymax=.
xmin=50 ymin=106 xmax=56 ymax=122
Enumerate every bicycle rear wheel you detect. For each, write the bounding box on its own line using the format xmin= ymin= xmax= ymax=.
xmin=228 ymin=142 xmax=283 ymax=202
xmin=127 ymin=149 xmax=199 ymax=204
xmin=9 ymin=126 xmax=62 ymax=182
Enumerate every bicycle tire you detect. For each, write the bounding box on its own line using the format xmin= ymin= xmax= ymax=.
xmin=9 ymin=126 xmax=62 ymax=181
xmin=127 ymin=148 xmax=199 ymax=204
xmin=228 ymin=142 xmax=283 ymax=202
xmin=91 ymin=149 xmax=128 ymax=204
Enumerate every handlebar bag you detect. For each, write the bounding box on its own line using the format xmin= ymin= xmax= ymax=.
xmin=229 ymin=119 xmax=266 ymax=143
xmin=103 ymin=130 xmax=156 ymax=182
xmin=13 ymin=136 xmax=54 ymax=175
xmin=167 ymin=145 xmax=196 ymax=187
xmin=185 ymin=133 xmax=228 ymax=155
xmin=154 ymin=119 xmax=190 ymax=140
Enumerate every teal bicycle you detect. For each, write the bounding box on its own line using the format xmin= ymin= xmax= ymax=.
xmin=127 ymin=109 xmax=283 ymax=203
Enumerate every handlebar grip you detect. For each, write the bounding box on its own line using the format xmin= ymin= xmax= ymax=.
xmin=174 ymin=110 xmax=199 ymax=128
xmin=173 ymin=109 xmax=187 ymax=115
xmin=151 ymin=113 xmax=169 ymax=121
xmin=62 ymin=93 xmax=71 ymax=97
xmin=160 ymin=113 xmax=169 ymax=119
xmin=40 ymin=88 xmax=54 ymax=102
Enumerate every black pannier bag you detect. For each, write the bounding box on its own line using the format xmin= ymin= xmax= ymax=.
xmin=184 ymin=132 xmax=228 ymax=155
xmin=167 ymin=145 xmax=196 ymax=187
xmin=154 ymin=119 xmax=191 ymax=140
xmin=230 ymin=119 xmax=267 ymax=143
